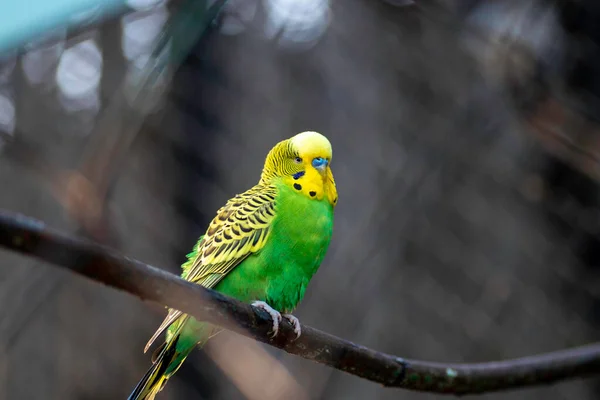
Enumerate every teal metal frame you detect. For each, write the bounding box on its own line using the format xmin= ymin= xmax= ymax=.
xmin=0 ymin=0 xmax=128 ymax=53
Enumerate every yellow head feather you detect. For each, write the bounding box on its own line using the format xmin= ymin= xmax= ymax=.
xmin=290 ymin=131 xmax=333 ymax=161
xmin=260 ymin=131 xmax=337 ymax=206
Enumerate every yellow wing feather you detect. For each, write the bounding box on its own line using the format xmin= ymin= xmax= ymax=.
xmin=144 ymin=184 xmax=278 ymax=352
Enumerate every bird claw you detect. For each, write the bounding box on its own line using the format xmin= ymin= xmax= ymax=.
xmin=251 ymin=301 xmax=282 ymax=338
xmin=283 ymin=314 xmax=301 ymax=340
xmin=251 ymin=301 xmax=301 ymax=340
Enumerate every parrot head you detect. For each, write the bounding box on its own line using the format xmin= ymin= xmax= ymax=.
xmin=260 ymin=131 xmax=337 ymax=207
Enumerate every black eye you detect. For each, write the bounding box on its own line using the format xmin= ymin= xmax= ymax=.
xmin=294 ymin=157 xmax=302 ymax=163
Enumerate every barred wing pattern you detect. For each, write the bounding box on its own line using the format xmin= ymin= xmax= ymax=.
xmin=144 ymin=184 xmax=278 ymax=352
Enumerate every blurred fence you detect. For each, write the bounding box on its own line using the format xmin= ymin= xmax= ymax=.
xmin=1 ymin=0 xmax=600 ymax=399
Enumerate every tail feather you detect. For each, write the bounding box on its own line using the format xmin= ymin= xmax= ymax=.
xmin=128 ymin=334 xmax=184 ymax=400
xmin=129 ymin=317 xmax=214 ymax=399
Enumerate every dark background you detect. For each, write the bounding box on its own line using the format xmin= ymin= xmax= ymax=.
xmin=1 ymin=0 xmax=600 ymax=399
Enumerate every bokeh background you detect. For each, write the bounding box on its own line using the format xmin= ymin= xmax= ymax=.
xmin=1 ymin=0 xmax=600 ymax=399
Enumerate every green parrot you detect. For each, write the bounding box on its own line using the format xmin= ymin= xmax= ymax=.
xmin=128 ymin=131 xmax=338 ymax=399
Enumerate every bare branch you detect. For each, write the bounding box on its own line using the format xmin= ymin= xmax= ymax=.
xmin=0 ymin=209 xmax=599 ymax=395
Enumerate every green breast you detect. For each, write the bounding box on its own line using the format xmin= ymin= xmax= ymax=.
xmin=269 ymin=179 xmax=334 ymax=268
xmin=212 ymin=179 xmax=334 ymax=313
xmin=263 ymin=180 xmax=334 ymax=311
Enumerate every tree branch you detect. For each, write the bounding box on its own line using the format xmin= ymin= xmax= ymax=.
xmin=0 ymin=209 xmax=599 ymax=395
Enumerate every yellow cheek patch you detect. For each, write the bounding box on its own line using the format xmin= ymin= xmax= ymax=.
xmin=284 ymin=167 xmax=337 ymax=206
xmin=292 ymin=180 xmax=324 ymax=200
xmin=325 ymin=167 xmax=338 ymax=206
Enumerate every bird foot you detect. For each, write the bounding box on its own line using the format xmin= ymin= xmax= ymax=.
xmin=283 ymin=314 xmax=301 ymax=340
xmin=251 ymin=301 xmax=282 ymax=338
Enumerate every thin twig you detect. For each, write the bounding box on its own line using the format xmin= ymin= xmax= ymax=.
xmin=0 ymin=209 xmax=599 ymax=395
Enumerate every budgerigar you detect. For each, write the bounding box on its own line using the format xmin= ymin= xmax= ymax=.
xmin=128 ymin=131 xmax=338 ymax=399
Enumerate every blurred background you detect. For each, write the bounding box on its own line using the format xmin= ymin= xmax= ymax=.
xmin=1 ymin=0 xmax=600 ymax=399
